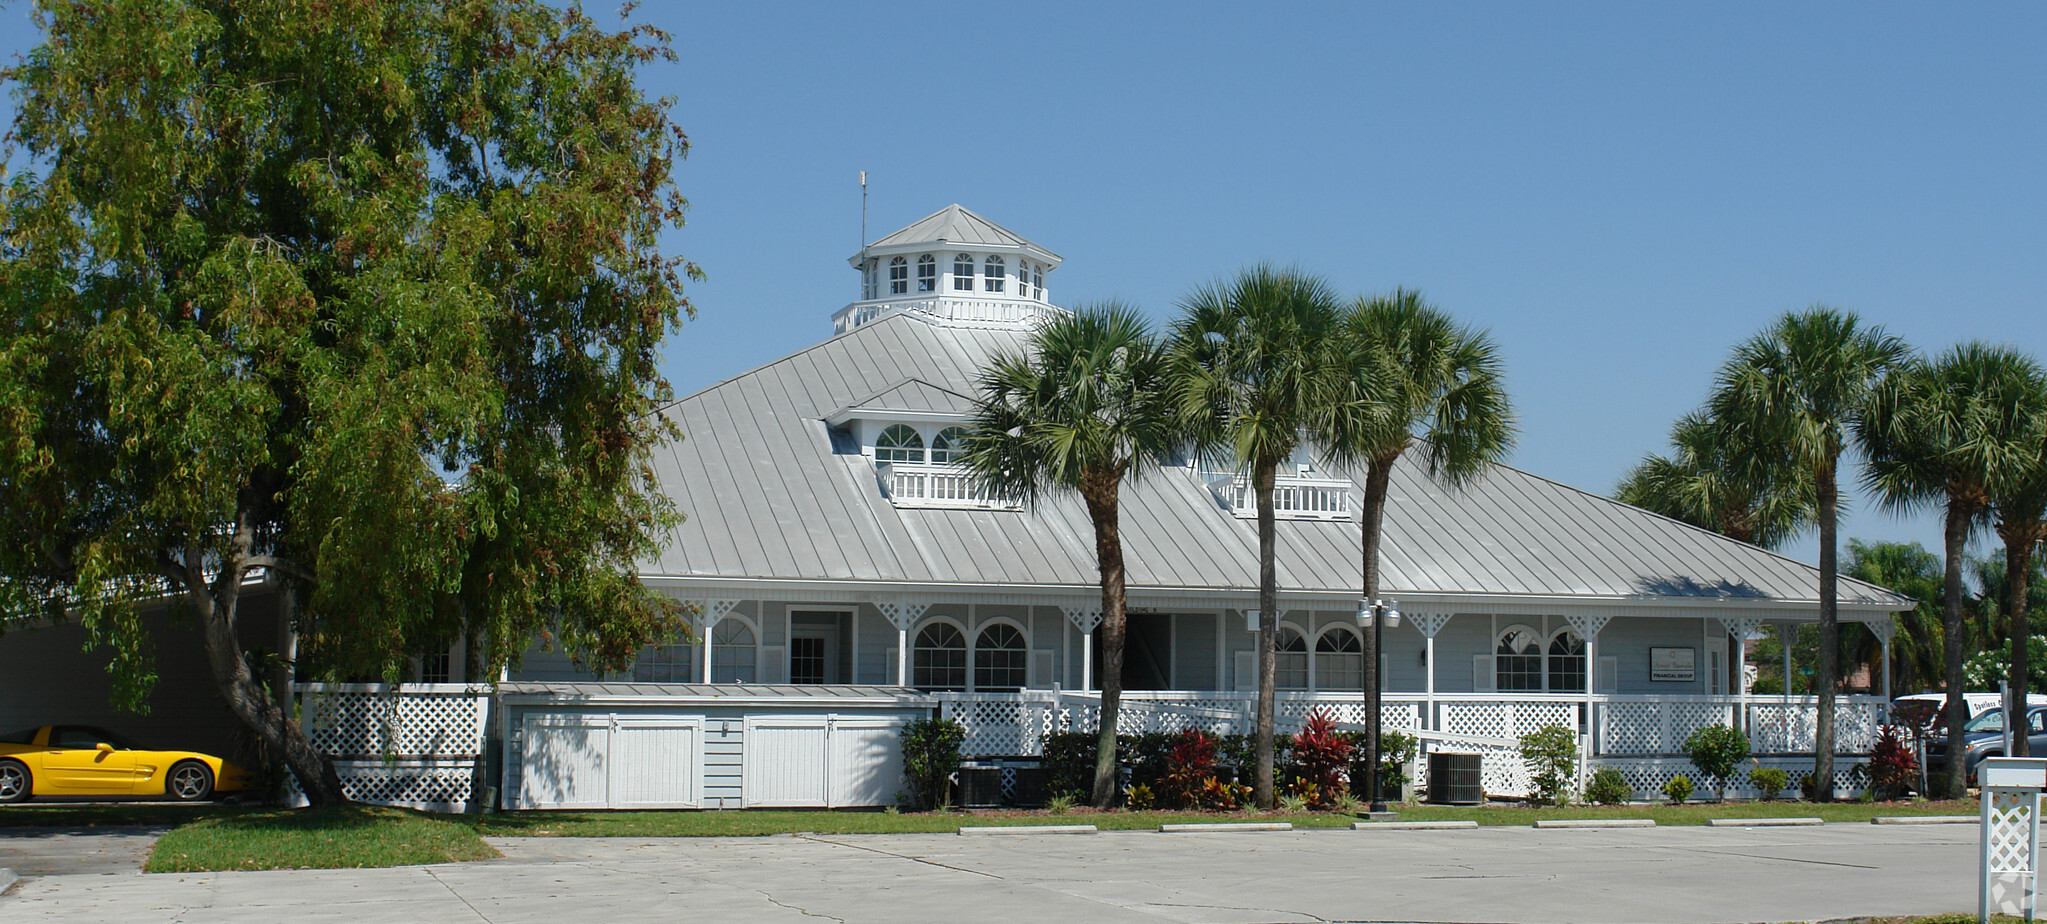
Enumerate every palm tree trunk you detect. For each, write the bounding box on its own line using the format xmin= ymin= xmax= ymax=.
xmin=1813 ymin=464 xmax=1838 ymax=802
xmin=1254 ymin=459 xmax=1279 ymax=810
xmin=2008 ymin=524 xmax=2038 ymax=758
xmin=1358 ymin=455 xmax=1396 ymax=810
xmin=1941 ymin=498 xmax=1973 ymax=799
xmin=1084 ymin=477 xmax=1128 ymax=808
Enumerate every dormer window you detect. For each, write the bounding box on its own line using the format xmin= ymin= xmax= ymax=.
xmin=983 ymin=255 xmax=1005 ymax=293
xmin=917 ymin=254 xmax=936 ymax=292
xmin=953 ymin=254 xmax=974 ymax=291
xmin=889 ymin=256 xmax=908 ymax=295
xmin=862 ymin=259 xmax=878 ymax=300
xmin=1032 ymin=263 xmax=1043 ymax=300
xmin=876 ymin=424 xmax=925 ymax=463
xmin=930 ymin=426 xmax=969 ymax=463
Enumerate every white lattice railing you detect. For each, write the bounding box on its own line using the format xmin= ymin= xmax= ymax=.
xmin=293 ymin=683 xmax=494 ymax=811
xmin=831 ymin=296 xmax=1067 ymax=334
xmin=935 ymin=691 xmax=1427 ymax=758
xmin=1593 ymin=755 xmax=1871 ymax=803
xmin=883 ymin=462 xmax=1021 ymax=510
xmin=1209 ymin=474 xmax=1354 ymax=521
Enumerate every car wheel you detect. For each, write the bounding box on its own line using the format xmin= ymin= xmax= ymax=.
xmin=0 ymin=759 xmax=30 ymax=803
xmin=168 ymin=761 xmax=214 ymax=802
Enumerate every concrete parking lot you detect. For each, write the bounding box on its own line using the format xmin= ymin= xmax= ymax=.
xmin=2 ymin=821 xmax=1978 ymax=923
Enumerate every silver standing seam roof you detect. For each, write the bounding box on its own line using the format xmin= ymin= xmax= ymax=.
xmin=643 ymin=312 xmax=1910 ymax=612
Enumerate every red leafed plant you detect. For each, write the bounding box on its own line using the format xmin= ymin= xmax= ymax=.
xmin=1868 ymin=724 xmax=1918 ymax=801
xmin=1290 ymin=709 xmax=1354 ymax=808
xmin=1159 ymin=728 xmax=1221 ymax=809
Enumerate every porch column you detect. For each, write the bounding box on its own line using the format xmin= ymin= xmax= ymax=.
xmin=1864 ymin=615 xmax=1896 ymax=718
xmin=1780 ymin=623 xmax=1796 ymax=703
xmin=878 ymin=598 xmax=930 ymax=687
xmin=1409 ymin=612 xmax=1452 ymax=732
xmin=1565 ymin=614 xmax=1611 ymax=756
xmin=688 ymin=599 xmax=741 ymax=684
xmin=1717 ymin=614 xmax=1765 ymax=735
xmin=1061 ymin=606 xmax=1103 ymax=693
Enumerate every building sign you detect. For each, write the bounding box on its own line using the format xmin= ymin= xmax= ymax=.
xmin=1650 ymin=647 xmax=1695 ymax=682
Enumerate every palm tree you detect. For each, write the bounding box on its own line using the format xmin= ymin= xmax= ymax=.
xmin=1709 ymin=307 xmax=1909 ymax=799
xmin=1169 ymin=265 xmax=1346 ymax=809
xmin=1616 ymin=410 xmax=1813 ymax=549
xmin=1984 ymin=448 xmax=2047 ymax=757
xmin=960 ymin=302 xmax=1179 ymax=808
xmin=1325 ymin=289 xmax=1513 ymax=809
xmin=1860 ymin=343 xmax=2047 ymax=786
xmin=1841 ymin=540 xmax=1946 ymax=696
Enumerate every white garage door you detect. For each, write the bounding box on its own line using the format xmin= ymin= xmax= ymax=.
xmin=744 ymin=718 xmax=829 ymax=807
xmin=519 ymin=715 xmax=610 ymax=809
xmin=518 ymin=715 xmax=703 ymax=809
xmin=827 ymin=718 xmax=906 ymax=808
xmin=609 ymin=720 xmax=703 ymax=808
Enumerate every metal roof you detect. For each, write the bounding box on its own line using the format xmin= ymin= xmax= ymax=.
xmin=645 ymin=312 xmax=1911 ymax=612
xmin=826 ymin=377 xmax=978 ymax=423
xmin=850 ymin=204 xmax=1063 ymax=267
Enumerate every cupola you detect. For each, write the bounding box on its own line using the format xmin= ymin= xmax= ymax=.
xmin=835 ymin=204 xmax=1066 ymax=335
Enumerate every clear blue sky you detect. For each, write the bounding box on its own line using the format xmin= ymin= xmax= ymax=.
xmin=6 ymin=3 xmax=2044 ymax=568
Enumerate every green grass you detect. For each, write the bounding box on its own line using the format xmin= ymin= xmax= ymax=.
xmin=472 ymin=797 xmax=1978 ymax=838
xmin=143 ymin=805 xmax=499 ymax=873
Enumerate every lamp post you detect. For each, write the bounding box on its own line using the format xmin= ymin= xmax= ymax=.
xmin=1358 ymin=597 xmax=1400 ymax=814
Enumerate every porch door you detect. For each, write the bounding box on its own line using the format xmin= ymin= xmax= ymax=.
xmin=789 ymin=613 xmax=844 ymax=684
xmin=1706 ymin=637 xmax=1727 ymax=695
xmin=1096 ymin=613 xmax=1173 ymax=690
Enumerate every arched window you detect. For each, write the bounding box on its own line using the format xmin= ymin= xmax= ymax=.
xmin=1032 ymin=263 xmax=1044 ymax=299
xmin=1315 ymin=626 xmax=1363 ymax=691
xmin=1496 ymin=625 xmax=1543 ymax=692
xmin=914 ymin=623 xmax=967 ymax=691
xmin=974 ymin=623 xmax=1027 ymax=691
xmin=876 ymin=425 xmax=925 ymax=463
xmin=983 ymin=255 xmax=1005 ymax=292
xmin=1548 ymin=629 xmax=1586 ymax=693
xmin=953 ymin=254 xmax=975 ymax=291
xmin=888 ymin=256 xmax=908 ymax=295
xmin=1275 ymin=626 xmax=1308 ymax=690
xmin=916 ymin=254 xmax=936 ymax=292
xmin=929 ymin=426 xmax=969 ymax=464
xmin=712 ymin=619 xmax=757 ymax=683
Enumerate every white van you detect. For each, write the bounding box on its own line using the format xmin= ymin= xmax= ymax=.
xmin=1894 ymin=692 xmax=2047 ymax=727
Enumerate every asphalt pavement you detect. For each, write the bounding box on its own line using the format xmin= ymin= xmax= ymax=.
xmin=0 ymin=820 xmax=1980 ymax=923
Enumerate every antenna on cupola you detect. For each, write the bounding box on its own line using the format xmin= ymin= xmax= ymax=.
xmin=858 ymin=170 xmax=869 ymax=265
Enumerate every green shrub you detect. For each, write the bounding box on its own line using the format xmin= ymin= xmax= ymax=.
xmin=1585 ymin=768 xmax=1631 ymax=805
xmin=1663 ymin=774 xmax=1694 ymax=804
xmin=1519 ymin=724 xmax=1578 ymax=807
xmin=900 ymin=718 xmax=965 ymax=810
xmin=1682 ymin=725 xmax=1751 ymax=801
xmin=1749 ymin=766 xmax=1790 ymax=801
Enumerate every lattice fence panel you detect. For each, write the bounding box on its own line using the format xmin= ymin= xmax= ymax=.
xmin=1441 ymin=702 xmax=1514 ymax=741
xmin=1662 ymin=701 xmax=1736 ymax=753
xmin=298 ymin=685 xmax=490 ymax=758
xmin=1592 ymin=756 xmax=1869 ymax=802
xmin=1599 ymin=701 xmax=1664 ymax=755
xmin=289 ymin=760 xmax=477 ymax=810
xmin=940 ymin=696 xmax=1056 ymax=757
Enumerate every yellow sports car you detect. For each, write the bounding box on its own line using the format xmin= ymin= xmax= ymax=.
xmin=0 ymin=725 xmax=254 ymax=803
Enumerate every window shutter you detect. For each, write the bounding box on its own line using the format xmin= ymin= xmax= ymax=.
xmin=1598 ymin=656 xmax=1618 ymax=694
xmin=762 ymin=646 xmax=787 ymax=684
xmin=1234 ymin=651 xmax=1257 ymax=692
xmin=1028 ymin=650 xmax=1055 ymax=690
xmin=1472 ymin=655 xmax=1496 ymax=693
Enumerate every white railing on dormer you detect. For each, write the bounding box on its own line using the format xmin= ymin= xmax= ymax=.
xmin=881 ymin=461 xmax=1022 ymax=511
xmin=1208 ymin=473 xmax=1354 ymax=521
xmin=833 ymin=296 xmax=1068 ymax=335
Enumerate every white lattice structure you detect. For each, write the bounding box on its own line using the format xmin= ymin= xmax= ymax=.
xmin=295 ymin=683 xmax=494 ymax=811
xmin=1980 ymin=757 xmax=2047 ymax=920
xmin=1593 ymin=755 xmax=1868 ymax=803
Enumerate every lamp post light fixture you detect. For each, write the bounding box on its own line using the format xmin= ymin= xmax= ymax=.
xmin=1357 ymin=598 xmax=1400 ymax=814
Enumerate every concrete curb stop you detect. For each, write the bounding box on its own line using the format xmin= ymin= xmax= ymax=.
xmin=0 ymin=867 xmax=17 ymax=896
xmin=1158 ymin=822 xmax=1293 ymax=833
xmin=1532 ymin=818 xmax=1656 ymax=829
xmin=958 ymin=825 xmax=1097 ymax=836
xmin=1350 ymin=820 xmax=1480 ymax=830
xmin=1707 ymin=817 xmax=1823 ymax=827
xmin=1870 ymin=815 xmax=1976 ymax=825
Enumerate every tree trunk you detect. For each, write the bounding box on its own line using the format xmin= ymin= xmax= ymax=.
xmin=1940 ymin=496 xmax=1973 ymax=799
xmin=1084 ymin=476 xmax=1128 ymax=809
xmin=1359 ymin=453 xmax=1397 ymax=811
xmin=2008 ymin=523 xmax=2038 ymax=758
xmin=1254 ymin=459 xmax=1279 ymax=810
xmin=185 ymin=549 xmax=346 ymax=806
xmin=1813 ymin=464 xmax=1838 ymax=802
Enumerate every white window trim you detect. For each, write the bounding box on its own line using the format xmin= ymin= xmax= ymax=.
xmin=912 ymin=616 xmax=970 ymax=692
xmin=971 ymin=616 xmax=1031 ymax=692
xmin=711 ymin=613 xmax=762 ymax=684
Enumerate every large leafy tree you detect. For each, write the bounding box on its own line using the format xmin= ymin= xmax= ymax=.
xmin=1616 ymin=410 xmax=1814 ymax=549
xmin=1170 ymin=265 xmax=1347 ymax=809
xmin=1709 ymin=307 xmax=1909 ymax=798
xmin=0 ymin=0 xmax=695 ymax=804
xmin=961 ymin=303 xmax=1178 ymax=809
xmin=1861 ymin=344 xmax=2047 ymax=784
xmin=1325 ymin=289 xmax=1512 ymax=809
